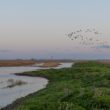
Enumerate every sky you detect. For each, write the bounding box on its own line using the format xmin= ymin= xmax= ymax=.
xmin=0 ymin=0 xmax=110 ymax=59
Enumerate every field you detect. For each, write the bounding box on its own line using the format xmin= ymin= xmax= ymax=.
xmin=0 ymin=60 xmax=61 ymax=67
xmin=3 ymin=61 xmax=110 ymax=110
xmin=0 ymin=60 xmax=37 ymax=67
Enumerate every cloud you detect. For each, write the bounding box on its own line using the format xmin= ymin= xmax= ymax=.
xmin=96 ymin=45 xmax=110 ymax=49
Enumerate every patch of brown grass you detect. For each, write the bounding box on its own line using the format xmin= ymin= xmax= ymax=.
xmin=98 ymin=60 xmax=110 ymax=65
xmin=6 ymin=79 xmax=27 ymax=88
xmin=0 ymin=60 xmax=37 ymax=67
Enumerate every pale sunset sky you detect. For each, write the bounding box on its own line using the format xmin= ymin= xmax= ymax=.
xmin=0 ymin=0 xmax=110 ymax=59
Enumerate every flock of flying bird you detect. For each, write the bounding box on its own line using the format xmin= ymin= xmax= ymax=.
xmin=66 ymin=28 xmax=106 ymax=49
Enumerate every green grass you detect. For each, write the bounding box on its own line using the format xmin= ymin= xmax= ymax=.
xmin=15 ymin=62 xmax=110 ymax=110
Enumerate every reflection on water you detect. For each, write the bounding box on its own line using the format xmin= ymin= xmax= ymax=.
xmin=0 ymin=63 xmax=73 ymax=108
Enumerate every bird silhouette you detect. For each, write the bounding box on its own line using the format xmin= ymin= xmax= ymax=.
xmin=66 ymin=27 xmax=105 ymax=49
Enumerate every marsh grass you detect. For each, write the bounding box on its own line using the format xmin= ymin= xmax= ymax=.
xmin=6 ymin=79 xmax=27 ymax=88
xmin=9 ymin=61 xmax=110 ymax=110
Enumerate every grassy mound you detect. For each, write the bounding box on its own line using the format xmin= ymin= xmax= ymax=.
xmin=15 ymin=62 xmax=110 ymax=110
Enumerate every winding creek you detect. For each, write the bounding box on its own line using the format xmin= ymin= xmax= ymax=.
xmin=0 ymin=63 xmax=73 ymax=109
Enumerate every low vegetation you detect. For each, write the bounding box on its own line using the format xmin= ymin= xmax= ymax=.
xmin=0 ymin=60 xmax=36 ymax=67
xmin=6 ymin=79 xmax=27 ymax=88
xmin=8 ymin=62 xmax=110 ymax=110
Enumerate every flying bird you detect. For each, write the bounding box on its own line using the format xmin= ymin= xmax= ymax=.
xmin=66 ymin=27 xmax=106 ymax=50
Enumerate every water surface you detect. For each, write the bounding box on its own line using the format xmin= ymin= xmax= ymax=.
xmin=0 ymin=63 xmax=73 ymax=108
